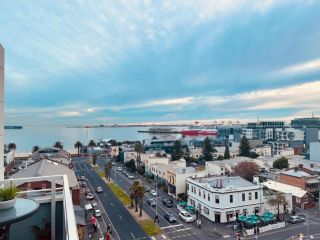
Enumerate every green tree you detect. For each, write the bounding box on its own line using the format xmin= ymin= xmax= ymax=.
xmin=234 ymin=161 xmax=259 ymax=182
xmin=217 ymin=156 xmax=224 ymax=160
xmin=30 ymin=218 xmax=51 ymax=240
xmin=104 ymin=162 xmax=112 ymax=181
xmin=32 ymin=145 xmax=40 ymax=153
xmin=53 ymin=141 xmax=63 ymax=149
xmin=88 ymin=140 xmax=96 ymax=148
xmin=273 ymin=157 xmax=289 ymax=169
xmin=202 ymin=137 xmax=214 ymax=161
xmin=108 ymin=139 xmax=118 ymax=146
xmin=171 ymin=140 xmax=184 ymax=160
xmin=74 ymin=141 xmax=83 ymax=155
xmin=129 ymin=181 xmax=140 ymax=212
xmin=125 ymin=159 xmax=136 ymax=172
xmin=224 ymin=145 xmax=230 ymax=159
xmin=248 ymin=151 xmax=260 ymax=159
xmin=267 ymin=192 xmax=288 ymax=221
xmin=134 ymin=142 xmax=144 ymax=171
xmin=136 ymin=184 xmax=145 ymax=217
xmin=7 ymin=143 xmax=17 ymax=152
xmin=92 ymin=154 xmax=97 ymax=166
xmin=239 ymin=136 xmax=250 ymax=157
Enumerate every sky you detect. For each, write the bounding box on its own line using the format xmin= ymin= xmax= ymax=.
xmin=1 ymin=0 xmax=320 ymax=126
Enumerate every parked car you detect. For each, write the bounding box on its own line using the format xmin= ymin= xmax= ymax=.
xmin=179 ymin=210 xmax=195 ymax=223
xmin=96 ymin=186 xmax=103 ymax=193
xmin=162 ymin=198 xmax=173 ymax=208
xmin=128 ymin=175 xmax=134 ymax=179
xmin=82 ymin=182 xmax=88 ymax=187
xmin=80 ymin=176 xmax=86 ymax=181
xmin=144 ymin=186 xmax=151 ymax=192
xmin=146 ymin=198 xmax=156 ymax=207
xmin=91 ymin=201 xmax=98 ymax=209
xmin=164 ymin=212 xmax=177 ymax=223
xmin=191 ymin=162 xmax=197 ymax=166
xmin=117 ymin=167 xmax=123 ymax=171
xmin=93 ymin=208 xmax=102 ymax=217
xmin=289 ymin=216 xmax=305 ymax=224
xmin=86 ymin=193 xmax=94 ymax=200
xmin=150 ymin=190 xmax=157 ymax=197
xmin=112 ymin=162 xmax=116 ymax=166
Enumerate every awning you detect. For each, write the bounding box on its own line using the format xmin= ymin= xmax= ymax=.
xmin=85 ymin=203 xmax=92 ymax=211
xmin=179 ymin=201 xmax=187 ymax=207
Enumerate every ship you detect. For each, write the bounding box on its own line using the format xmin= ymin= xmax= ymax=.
xmin=181 ymin=123 xmax=218 ymax=136
xmin=4 ymin=126 xmax=23 ymax=129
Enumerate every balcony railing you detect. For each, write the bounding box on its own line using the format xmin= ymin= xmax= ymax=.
xmin=0 ymin=175 xmax=79 ymax=240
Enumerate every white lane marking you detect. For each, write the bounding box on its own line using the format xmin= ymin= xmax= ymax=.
xmin=131 ymin=232 xmax=135 ymax=238
xmin=171 ymin=233 xmax=197 ymax=239
xmin=161 ymin=224 xmax=183 ymax=229
xmin=110 ymin=202 xmax=114 ymax=207
xmin=161 ymin=235 xmax=167 ymax=239
xmin=166 ymin=228 xmax=192 ymax=234
xmin=119 ymin=215 xmax=123 ymax=220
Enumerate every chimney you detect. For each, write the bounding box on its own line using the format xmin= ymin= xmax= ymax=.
xmin=298 ymin=164 xmax=303 ymax=169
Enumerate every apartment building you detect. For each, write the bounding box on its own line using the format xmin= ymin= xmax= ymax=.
xmin=187 ymin=176 xmax=262 ymax=223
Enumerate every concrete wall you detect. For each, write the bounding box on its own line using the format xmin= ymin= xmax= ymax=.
xmin=0 ymin=44 xmax=4 ymax=180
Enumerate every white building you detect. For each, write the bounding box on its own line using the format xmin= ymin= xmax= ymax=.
xmin=143 ymin=154 xmax=170 ymax=174
xmin=252 ymin=146 xmax=272 ymax=157
xmin=0 ymin=44 xmax=4 ymax=180
xmin=189 ymin=148 xmax=203 ymax=159
xmin=310 ymin=142 xmax=320 ymax=162
xmin=187 ymin=176 xmax=262 ymax=223
xmin=276 ymin=128 xmax=305 ymax=142
xmin=242 ymin=128 xmax=253 ymax=140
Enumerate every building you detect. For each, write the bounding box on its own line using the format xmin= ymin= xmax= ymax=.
xmin=143 ymin=139 xmax=188 ymax=154
xmin=262 ymin=180 xmax=313 ymax=210
xmin=0 ymin=44 xmax=4 ymax=180
xmin=119 ymin=150 xmax=138 ymax=164
xmin=310 ymin=142 xmax=320 ymax=161
xmin=291 ymin=117 xmax=320 ymax=148
xmin=187 ymin=176 xmax=262 ymax=223
xmin=251 ymin=146 xmax=272 ymax=157
xmin=243 ymin=121 xmax=285 ymax=141
xmin=143 ymin=153 xmax=170 ymax=174
xmin=216 ymin=125 xmax=243 ymax=142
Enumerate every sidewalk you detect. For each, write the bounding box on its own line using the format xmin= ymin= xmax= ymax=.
xmin=196 ymin=217 xmax=237 ymax=239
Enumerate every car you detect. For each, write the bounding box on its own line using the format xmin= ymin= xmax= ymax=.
xmin=144 ymin=186 xmax=151 ymax=192
xmin=128 ymin=175 xmax=134 ymax=179
xmin=164 ymin=212 xmax=177 ymax=223
xmin=96 ymin=186 xmax=103 ymax=193
xmin=112 ymin=162 xmax=116 ymax=166
xmin=86 ymin=193 xmax=94 ymax=200
xmin=179 ymin=210 xmax=195 ymax=223
xmin=91 ymin=201 xmax=98 ymax=209
xmin=93 ymin=208 xmax=102 ymax=217
xmin=80 ymin=176 xmax=86 ymax=181
xmin=82 ymin=182 xmax=88 ymax=187
xmin=150 ymin=190 xmax=157 ymax=197
xmin=288 ymin=216 xmax=305 ymax=224
xmin=191 ymin=162 xmax=197 ymax=166
xmin=117 ymin=167 xmax=123 ymax=171
xmin=122 ymin=169 xmax=126 ymax=174
xmin=146 ymin=198 xmax=156 ymax=207
xmin=162 ymin=198 xmax=173 ymax=208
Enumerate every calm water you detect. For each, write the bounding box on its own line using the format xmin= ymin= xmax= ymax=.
xmin=4 ymin=126 xmax=182 ymax=152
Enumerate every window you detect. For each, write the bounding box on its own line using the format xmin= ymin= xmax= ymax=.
xmin=230 ymin=195 xmax=233 ymax=203
xmin=187 ymin=184 xmax=189 ymax=191
xmin=204 ymin=207 xmax=209 ymax=215
xmin=255 ymin=192 xmax=258 ymax=199
xmin=208 ymin=194 xmax=210 ymax=201
xmin=203 ymin=191 xmax=206 ymax=199
xmin=199 ymin=189 xmax=201 ymax=197
xmin=242 ymin=193 xmax=245 ymax=201
xmin=215 ymin=195 xmax=220 ymax=204
xmin=249 ymin=193 xmax=252 ymax=200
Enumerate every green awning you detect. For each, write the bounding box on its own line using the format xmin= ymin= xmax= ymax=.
xmin=179 ymin=201 xmax=187 ymax=206
xmin=186 ymin=205 xmax=194 ymax=210
xmin=247 ymin=215 xmax=259 ymax=220
xmin=246 ymin=219 xmax=258 ymax=224
xmin=238 ymin=215 xmax=247 ymax=222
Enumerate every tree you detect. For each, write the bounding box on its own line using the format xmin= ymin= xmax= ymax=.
xmin=217 ymin=156 xmax=224 ymax=160
xmin=234 ymin=161 xmax=259 ymax=182
xmin=108 ymin=139 xmax=117 ymax=146
xmin=53 ymin=141 xmax=63 ymax=149
xmin=125 ymin=159 xmax=136 ymax=172
xmin=74 ymin=141 xmax=83 ymax=155
xmin=248 ymin=151 xmax=259 ymax=159
xmin=104 ymin=162 xmax=112 ymax=181
xmin=239 ymin=136 xmax=250 ymax=157
xmin=30 ymin=218 xmax=51 ymax=240
xmin=7 ymin=143 xmax=17 ymax=152
xmin=136 ymin=184 xmax=145 ymax=217
xmin=92 ymin=154 xmax=97 ymax=166
xmin=171 ymin=140 xmax=184 ymax=161
xmin=273 ymin=157 xmax=289 ymax=169
xmin=224 ymin=146 xmax=230 ymax=159
xmin=32 ymin=145 xmax=40 ymax=153
xmin=129 ymin=181 xmax=140 ymax=212
xmin=202 ymin=137 xmax=214 ymax=161
xmin=134 ymin=142 xmax=144 ymax=172
xmin=267 ymin=192 xmax=288 ymax=221
xmin=88 ymin=140 xmax=96 ymax=148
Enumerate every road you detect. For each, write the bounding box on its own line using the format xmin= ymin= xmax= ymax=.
xmin=74 ymin=157 xmax=149 ymax=240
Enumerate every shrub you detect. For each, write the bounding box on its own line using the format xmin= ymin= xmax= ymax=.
xmin=0 ymin=182 xmax=19 ymax=201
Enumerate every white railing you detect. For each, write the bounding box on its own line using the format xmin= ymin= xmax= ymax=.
xmin=0 ymin=175 xmax=79 ymax=240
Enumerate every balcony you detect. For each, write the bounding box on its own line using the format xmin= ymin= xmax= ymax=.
xmin=0 ymin=175 xmax=78 ymax=240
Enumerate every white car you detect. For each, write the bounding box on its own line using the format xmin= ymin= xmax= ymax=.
xmin=117 ymin=167 xmax=123 ymax=171
xmin=128 ymin=175 xmax=134 ymax=179
xmin=150 ymin=190 xmax=157 ymax=197
xmin=80 ymin=176 xmax=86 ymax=181
xmin=96 ymin=186 xmax=103 ymax=193
xmin=179 ymin=210 xmax=195 ymax=223
xmin=112 ymin=162 xmax=116 ymax=166
xmin=93 ymin=208 xmax=102 ymax=217
xmin=86 ymin=193 xmax=94 ymax=200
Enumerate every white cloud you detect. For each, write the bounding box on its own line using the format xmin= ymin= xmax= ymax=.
xmin=59 ymin=111 xmax=82 ymax=117
xmin=274 ymin=58 xmax=320 ymax=76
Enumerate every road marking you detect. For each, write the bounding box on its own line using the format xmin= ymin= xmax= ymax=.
xmin=170 ymin=233 xmax=197 ymax=239
xmin=119 ymin=215 xmax=122 ymax=220
xmin=110 ymin=202 xmax=114 ymax=207
xmin=165 ymin=228 xmax=191 ymax=234
xmin=131 ymin=232 xmax=135 ymax=238
xmin=161 ymin=224 xmax=183 ymax=229
xmin=161 ymin=235 xmax=167 ymax=239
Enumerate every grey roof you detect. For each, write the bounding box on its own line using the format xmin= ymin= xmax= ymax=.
xmin=282 ymin=169 xmax=311 ymax=177
xmin=206 ymin=176 xmax=255 ymax=188
xmin=74 ymin=206 xmax=86 ymax=226
xmin=10 ymin=159 xmax=78 ymax=188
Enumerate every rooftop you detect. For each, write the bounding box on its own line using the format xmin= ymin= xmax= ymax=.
xmin=281 ymin=169 xmax=311 ymax=178
xmin=189 ymin=176 xmax=256 ymax=190
xmin=263 ymin=180 xmax=307 ymax=198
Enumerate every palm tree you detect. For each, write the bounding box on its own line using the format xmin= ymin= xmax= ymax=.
xmin=92 ymin=154 xmax=97 ymax=166
xmin=267 ymin=192 xmax=288 ymax=221
xmin=74 ymin=141 xmax=83 ymax=155
xmin=129 ymin=181 xmax=140 ymax=212
xmin=134 ymin=142 xmax=143 ymax=172
xmin=32 ymin=145 xmax=40 ymax=153
xmin=7 ymin=143 xmax=17 ymax=162
xmin=136 ymin=184 xmax=145 ymax=217
xmin=104 ymin=162 xmax=112 ymax=181
xmin=30 ymin=218 xmax=51 ymax=240
xmin=53 ymin=141 xmax=63 ymax=149
xmin=88 ymin=140 xmax=96 ymax=148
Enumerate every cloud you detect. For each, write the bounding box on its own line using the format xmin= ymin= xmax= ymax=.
xmin=58 ymin=111 xmax=82 ymax=117
xmin=275 ymin=58 xmax=320 ymax=76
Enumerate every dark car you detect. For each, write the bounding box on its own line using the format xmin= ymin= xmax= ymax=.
xmin=162 ymin=198 xmax=173 ymax=208
xmin=144 ymin=186 xmax=151 ymax=192
xmin=164 ymin=212 xmax=177 ymax=223
xmin=146 ymin=198 xmax=156 ymax=207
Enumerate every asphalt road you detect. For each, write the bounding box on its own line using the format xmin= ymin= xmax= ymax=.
xmin=74 ymin=157 xmax=149 ymax=240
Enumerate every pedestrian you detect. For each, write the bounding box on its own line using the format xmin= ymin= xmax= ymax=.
xmin=154 ymin=214 xmax=159 ymax=223
xmin=198 ymin=218 xmax=201 ymax=229
xmin=88 ymin=231 xmax=92 ymax=239
xmin=106 ymin=232 xmax=111 ymax=240
xmin=94 ymin=222 xmax=97 ymax=232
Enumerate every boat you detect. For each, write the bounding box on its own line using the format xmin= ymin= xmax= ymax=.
xmin=4 ymin=126 xmax=23 ymax=129
xmin=181 ymin=125 xmax=218 ymax=136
